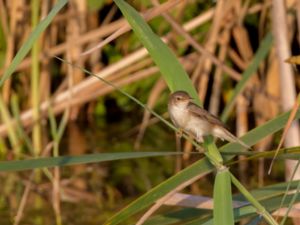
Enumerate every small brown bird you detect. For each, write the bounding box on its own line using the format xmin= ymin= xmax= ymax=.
xmin=168 ymin=91 xmax=250 ymax=149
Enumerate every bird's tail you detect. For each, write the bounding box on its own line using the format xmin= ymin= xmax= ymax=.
xmin=213 ymin=127 xmax=251 ymax=149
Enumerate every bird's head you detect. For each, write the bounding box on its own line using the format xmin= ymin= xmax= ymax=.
xmin=169 ymin=91 xmax=193 ymax=108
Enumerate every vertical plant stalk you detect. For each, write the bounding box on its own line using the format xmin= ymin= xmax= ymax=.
xmin=272 ymin=0 xmax=300 ymax=182
xmin=0 ymin=96 xmax=20 ymax=156
xmin=272 ymin=2 xmax=300 ymax=223
xmin=49 ymin=52 xmax=71 ymax=224
xmin=49 ymin=106 xmax=69 ymax=225
xmin=31 ymin=0 xmax=43 ymax=220
xmin=221 ymin=32 xmax=273 ymax=122
xmin=31 ymin=0 xmax=41 ymax=156
xmin=268 ymin=94 xmax=300 ymax=174
xmin=11 ymin=95 xmax=34 ymax=153
xmin=214 ymin=168 xmax=234 ymax=225
xmin=279 ymin=160 xmax=300 ymax=225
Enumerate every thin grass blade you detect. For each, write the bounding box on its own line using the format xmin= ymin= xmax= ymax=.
xmin=113 ymin=0 xmax=199 ymax=101
xmin=105 ymin=109 xmax=300 ymax=225
xmin=0 ymin=152 xmax=182 ymax=172
xmin=146 ymin=180 xmax=300 ymax=225
xmin=221 ymin=33 xmax=273 ymax=122
xmin=0 ymin=0 xmax=68 ymax=86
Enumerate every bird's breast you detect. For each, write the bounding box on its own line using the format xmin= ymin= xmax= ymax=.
xmin=169 ymin=105 xmax=189 ymax=128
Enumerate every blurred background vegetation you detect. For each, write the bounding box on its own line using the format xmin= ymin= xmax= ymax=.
xmin=0 ymin=0 xmax=300 ymax=224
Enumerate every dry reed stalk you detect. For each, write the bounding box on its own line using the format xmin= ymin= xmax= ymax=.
xmin=236 ymin=96 xmax=249 ymax=185
xmin=229 ymin=12 xmax=252 ymax=134
xmin=14 ymin=175 xmax=32 ymax=225
xmin=154 ymin=0 xmax=241 ymax=82
xmin=162 ymin=192 xmax=300 ymax=219
xmin=57 ymin=56 xmax=153 ymax=103
xmin=232 ymin=25 xmax=254 ymax=62
xmin=0 ymin=0 xmax=262 ymax=79
xmin=14 ymin=142 xmax=54 ymax=225
xmin=209 ymin=28 xmax=230 ymax=115
xmin=67 ymin=1 xmax=86 ymax=121
xmin=55 ymin=185 xmax=96 ymax=203
xmin=175 ymin=132 xmax=182 ymax=173
xmin=297 ymin=0 xmax=300 ymax=41
xmin=196 ymin=0 xmax=230 ymax=101
xmin=83 ymin=2 xmax=118 ymax=94
xmin=182 ymin=139 xmax=193 ymax=161
xmin=39 ymin=3 xmax=52 ymax=103
xmin=153 ymin=0 xmax=234 ymax=163
xmin=0 ymin=18 xmax=126 ymax=75
xmin=136 ymin=172 xmax=210 ymax=225
xmin=0 ymin=2 xmax=266 ymax=76
xmin=134 ymin=78 xmax=166 ymax=150
xmin=0 ymin=2 xmax=273 ymax=142
xmin=134 ymin=0 xmax=209 ymax=152
xmin=124 ymin=112 xmax=169 ymax=138
xmin=2 ymin=22 xmax=13 ymax=103
xmin=0 ymin=52 xmax=197 ymax=137
xmin=272 ymin=0 xmax=300 ymax=178
xmin=82 ymin=0 xmax=184 ymax=56
xmin=269 ymin=94 xmax=300 ymax=176
xmin=258 ymin=0 xmax=269 ymax=40
xmin=0 ymin=0 xmax=9 ymax=36
xmin=2 ymin=0 xmax=24 ymax=103
xmin=53 ymin=166 xmax=61 ymax=225
xmin=254 ymin=51 xmax=280 ymax=174
xmin=0 ymin=95 xmax=21 ymax=156
xmin=67 ymin=122 xmax=88 ymax=188
xmin=227 ymin=48 xmax=248 ymax=70
xmin=65 ymin=53 xmax=197 ymax=109
xmin=0 ymin=8 xmax=215 ymax=137
xmin=232 ymin=24 xmax=257 ymax=186
xmin=272 ymin=1 xmax=300 ymax=222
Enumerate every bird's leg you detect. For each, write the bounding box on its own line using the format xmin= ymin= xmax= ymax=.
xmin=196 ymin=144 xmax=205 ymax=153
xmin=195 ymin=132 xmax=204 ymax=152
xmin=176 ymin=128 xmax=183 ymax=138
xmin=196 ymin=131 xmax=204 ymax=143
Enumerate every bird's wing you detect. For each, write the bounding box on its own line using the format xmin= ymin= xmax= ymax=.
xmin=187 ymin=103 xmax=227 ymax=128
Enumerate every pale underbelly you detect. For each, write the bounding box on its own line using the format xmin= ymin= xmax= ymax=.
xmin=184 ymin=117 xmax=211 ymax=139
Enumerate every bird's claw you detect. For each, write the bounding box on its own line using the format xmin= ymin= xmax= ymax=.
xmin=196 ymin=145 xmax=205 ymax=153
xmin=176 ymin=128 xmax=183 ymax=138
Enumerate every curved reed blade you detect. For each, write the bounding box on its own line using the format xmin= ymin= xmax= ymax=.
xmin=213 ymin=168 xmax=234 ymax=225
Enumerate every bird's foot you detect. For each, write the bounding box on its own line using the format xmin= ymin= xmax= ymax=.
xmin=196 ymin=144 xmax=205 ymax=153
xmin=176 ymin=128 xmax=183 ymax=138
xmin=196 ymin=134 xmax=204 ymax=143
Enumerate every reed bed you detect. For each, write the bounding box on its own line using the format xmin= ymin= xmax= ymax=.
xmin=0 ymin=0 xmax=300 ymax=224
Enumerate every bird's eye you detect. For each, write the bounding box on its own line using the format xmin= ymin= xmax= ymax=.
xmin=176 ymin=96 xmax=181 ymax=101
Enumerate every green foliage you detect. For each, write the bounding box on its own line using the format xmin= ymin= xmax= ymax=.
xmin=0 ymin=152 xmax=182 ymax=172
xmin=0 ymin=0 xmax=68 ymax=87
xmin=104 ymin=1 xmax=288 ymax=224
xmin=146 ymin=180 xmax=300 ymax=225
xmin=221 ymin=32 xmax=273 ymax=122
xmin=94 ymin=98 xmax=106 ymax=116
xmin=87 ymin=0 xmax=106 ymax=11
xmin=113 ymin=0 xmax=199 ymax=101
xmin=0 ymin=0 xmax=297 ymax=224
xmin=213 ymin=169 xmax=234 ymax=225
xmin=103 ymin=44 xmax=123 ymax=64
